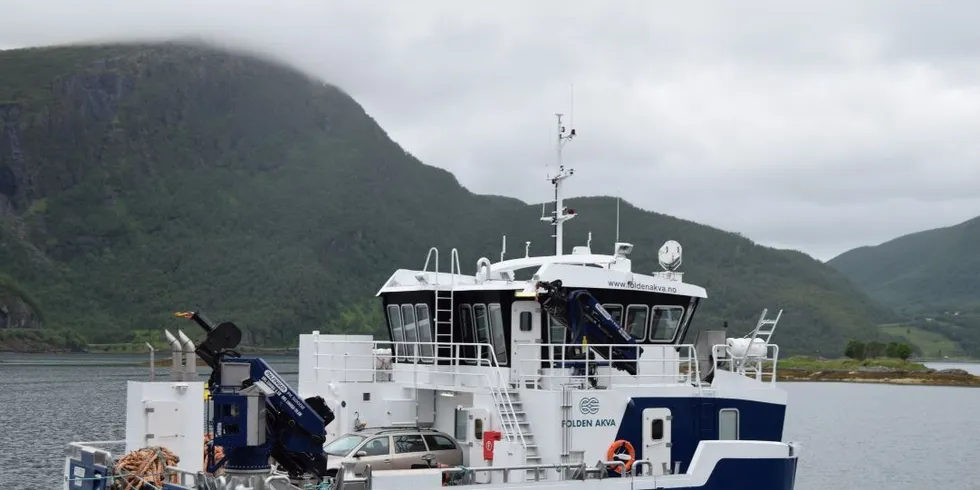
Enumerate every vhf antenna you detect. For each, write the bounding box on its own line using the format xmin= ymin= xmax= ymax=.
xmin=540 ymin=107 xmax=577 ymax=256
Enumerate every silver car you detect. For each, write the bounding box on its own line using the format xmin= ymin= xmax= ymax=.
xmin=323 ymin=427 xmax=464 ymax=476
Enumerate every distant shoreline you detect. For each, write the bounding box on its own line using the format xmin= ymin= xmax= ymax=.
xmin=776 ymin=369 xmax=980 ymax=387
xmin=774 ymin=356 xmax=980 ymax=387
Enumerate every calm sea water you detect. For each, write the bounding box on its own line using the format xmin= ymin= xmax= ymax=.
xmin=0 ymin=353 xmax=975 ymax=490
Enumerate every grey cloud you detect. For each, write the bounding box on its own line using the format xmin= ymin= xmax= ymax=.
xmin=3 ymin=0 xmax=980 ymax=261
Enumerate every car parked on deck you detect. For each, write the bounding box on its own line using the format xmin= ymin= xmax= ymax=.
xmin=323 ymin=426 xmax=464 ymax=476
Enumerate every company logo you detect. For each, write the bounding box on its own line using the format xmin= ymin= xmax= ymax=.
xmin=579 ymin=397 xmax=600 ymax=415
xmin=562 ymin=396 xmax=616 ymax=428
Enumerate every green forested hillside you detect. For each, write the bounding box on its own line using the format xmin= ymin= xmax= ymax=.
xmin=828 ymin=216 xmax=980 ymax=312
xmin=828 ymin=216 xmax=980 ymax=356
xmin=0 ymin=42 xmax=896 ymax=355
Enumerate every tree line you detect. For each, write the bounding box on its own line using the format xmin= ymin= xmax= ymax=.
xmin=844 ymin=339 xmax=913 ymax=361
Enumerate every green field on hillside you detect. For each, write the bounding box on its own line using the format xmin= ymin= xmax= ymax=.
xmin=877 ymin=324 xmax=967 ymax=359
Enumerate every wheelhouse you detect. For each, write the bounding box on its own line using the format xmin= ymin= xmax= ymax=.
xmin=377 ymin=244 xmax=708 ymax=369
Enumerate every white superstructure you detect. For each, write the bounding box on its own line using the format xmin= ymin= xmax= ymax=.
xmin=62 ymin=113 xmax=800 ymax=490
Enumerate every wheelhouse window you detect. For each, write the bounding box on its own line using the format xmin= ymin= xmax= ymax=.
xmin=459 ymin=304 xmax=475 ymax=344
xmin=549 ymin=315 xmax=566 ymax=344
xmin=415 ymin=304 xmax=434 ymax=361
xmin=719 ymin=409 xmax=739 ymax=440
xmin=650 ymin=306 xmax=685 ymax=341
xmin=625 ymin=305 xmax=649 ymax=340
xmin=488 ymin=303 xmax=508 ymax=365
xmin=386 ymin=305 xmax=406 ymax=358
xmin=473 ymin=304 xmax=492 ymax=360
xmin=401 ymin=304 xmax=419 ymax=359
xmin=603 ymin=304 xmax=623 ymax=326
xmin=454 ymin=305 xmax=476 ymax=364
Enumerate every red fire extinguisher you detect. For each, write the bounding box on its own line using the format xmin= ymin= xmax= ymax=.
xmin=482 ymin=431 xmax=502 ymax=461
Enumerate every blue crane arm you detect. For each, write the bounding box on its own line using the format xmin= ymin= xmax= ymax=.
xmin=176 ymin=311 xmax=335 ymax=481
xmin=535 ymin=280 xmax=644 ymax=375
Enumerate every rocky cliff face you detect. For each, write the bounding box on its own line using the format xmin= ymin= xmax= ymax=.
xmin=0 ymin=285 xmax=42 ymax=329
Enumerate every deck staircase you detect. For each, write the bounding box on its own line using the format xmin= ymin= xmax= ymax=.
xmin=497 ymin=388 xmax=541 ymax=474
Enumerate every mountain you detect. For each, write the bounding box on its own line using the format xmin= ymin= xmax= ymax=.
xmin=829 ymin=216 xmax=980 ymax=356
xmin=0 ymin=41 xmax=895 ymax=355
xmin=828 ymin=216 xmax=980 ymax=312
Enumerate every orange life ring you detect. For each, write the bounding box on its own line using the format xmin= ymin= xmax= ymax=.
xmin=606 ymin=439 xmax=635 ymax=473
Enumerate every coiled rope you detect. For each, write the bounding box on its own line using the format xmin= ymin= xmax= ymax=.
xmin=203 ymin=432 xmax=226 ymax=473
xmin=111 ymin=446 xmax=180 ymax=490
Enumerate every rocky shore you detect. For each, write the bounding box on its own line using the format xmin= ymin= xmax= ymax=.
xmin=776 ymin=365 xmax=980 ymax=387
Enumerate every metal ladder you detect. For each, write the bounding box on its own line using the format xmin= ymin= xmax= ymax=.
xmin=423 ymin=248 xmax=460 ymax=361
xmin=732 ymin=308 xmax=783 ymax=374
xmin=497 ymin=388 xmax=538 ymax=474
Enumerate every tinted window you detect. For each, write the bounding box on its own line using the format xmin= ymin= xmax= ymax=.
xmin=386 ymin=305 xmax=405 ymax=358
xmin=474 ymin=304 xmax=491 ymax=358
xmin=519 ymin=311 xmax=532 ymax=332
xmin=454 ymin=409 xmax=467 ymax=441
xmin=361 ymin=437 xmax=390 ymax=456
xmin=424 ymin=434 xmax=457 ymax=451
xmin=651 ymin=306 xmax=685 ymax=341
xmin=393 ymin=434 xmax=428 ymax=454
xmin=719 ymin=409 xmax=739 ymax=440
xmin=459 ymin=305 xmax=474 ymax=343
xmin=626 ymin=305 xmax=648 ymax=340
xmin=651 ymin=419 xmax=664 ymax=440
xmin=549 ymin=315 xmax=566 ymax=344
xmin=401 ymin=304 xmax=419 ymax=345
xmin=488 ymin=304 xmax=507 ymax=364
xmin=415 ymin=304 xmax=433 ymax=360
xmin=604 ymin=304 xmax=623 ymax=326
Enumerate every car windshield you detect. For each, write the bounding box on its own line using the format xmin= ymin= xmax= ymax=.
xmin=324 ymin=434 xmax=366 ymax=456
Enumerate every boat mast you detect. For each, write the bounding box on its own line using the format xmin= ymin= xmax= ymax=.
xmin=542 ymin=113 xmax=576 ymax=255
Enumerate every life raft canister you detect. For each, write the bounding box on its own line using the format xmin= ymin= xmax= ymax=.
xmin=606 ymin=439 xmax=635 ymax=474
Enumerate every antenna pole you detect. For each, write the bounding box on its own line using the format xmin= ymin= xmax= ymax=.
xmin=616 ymin=195 xmax=620 ymax=242
xmin=541 ymin=112 xmax=576 ymax=255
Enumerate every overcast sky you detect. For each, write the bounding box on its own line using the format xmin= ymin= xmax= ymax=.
xmin=3 ymin=0 xmax=980 ymax=261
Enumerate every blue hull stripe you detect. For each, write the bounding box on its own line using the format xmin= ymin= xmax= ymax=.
xmin=616 ymin=397 xmax=787 ymax=474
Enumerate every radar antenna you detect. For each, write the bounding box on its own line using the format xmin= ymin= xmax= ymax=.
xmin=540 ymin=112 xmax=577 ymax=255
xmin=658 ymin=240 xmax=683 ymax=272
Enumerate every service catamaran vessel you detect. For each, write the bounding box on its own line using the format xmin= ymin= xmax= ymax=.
xmin=62 ymin=114 xmax=799 ymax=490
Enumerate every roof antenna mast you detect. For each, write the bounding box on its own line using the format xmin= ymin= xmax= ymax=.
xmin=541 ymin=87 xmax=577 ymax=256
xmin=616 ymin=194 xmax=621 ymax=243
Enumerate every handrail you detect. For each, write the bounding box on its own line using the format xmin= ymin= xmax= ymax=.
xmin=512 ymin=342 xmax=702 ymax=391
xmin=310 ymin=339 xmax=527 ymax=451
xmin=435 ymin=459 xmax=630 ymax=481
xmin=711 ymin=343 xmax=780 ymax=384
xmin=450 ymin=248 xmax=461 ymax=280
xmin=312 ymin=339 xmax=711 ymax=390
xmin=422 ymin=247 xmax=439 ymax=275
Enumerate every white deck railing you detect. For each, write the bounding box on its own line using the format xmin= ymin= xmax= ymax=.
xmin=711 ymin=342 xmax=780 ymax=384
xmin=513 ymin=342 xmax=702 ymax=390
xmin=307 ymin=338 xmax=527 ymax=449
